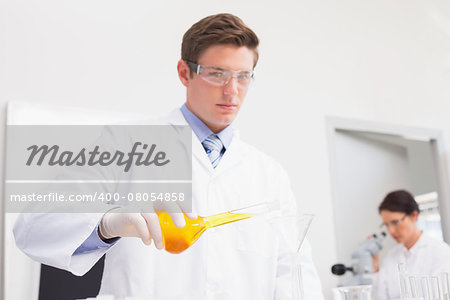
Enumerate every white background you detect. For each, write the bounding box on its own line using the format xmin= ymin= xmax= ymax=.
xmin=2 ymin=0 xmax=450 ymax=298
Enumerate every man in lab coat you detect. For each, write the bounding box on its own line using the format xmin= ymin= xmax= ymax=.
xmin=373 ymin=190 xmax=450 ymax=299
xmin=14 ymin=13 xmax=323 ymax=299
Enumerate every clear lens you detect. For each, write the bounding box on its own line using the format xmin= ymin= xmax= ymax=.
xmin=198 ymin=66 xmax=253 ymax=87
xmin=380 ymin=214 xmax=407 ymax=229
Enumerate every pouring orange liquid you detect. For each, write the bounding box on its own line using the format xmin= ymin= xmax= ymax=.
xmin=157 ymin=211 xmax=252 ymax=254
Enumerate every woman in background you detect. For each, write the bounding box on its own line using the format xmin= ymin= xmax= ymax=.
xmin=373 ymin=190 xmax=450 ymax=299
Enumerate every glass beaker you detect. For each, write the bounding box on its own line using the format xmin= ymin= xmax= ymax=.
xmin=333 ymin=285 xmax=372 ymax=300
xmin=157 ymin=201 xmax=278 ymax=254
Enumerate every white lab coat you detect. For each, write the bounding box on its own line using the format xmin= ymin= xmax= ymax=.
xmin=373 ymin=233 xmax=450 ymax=300
xmin=14 ymin=108 xmax=323 ymax=300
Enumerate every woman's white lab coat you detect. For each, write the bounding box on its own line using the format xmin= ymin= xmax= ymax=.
xmin=14 ymin=109 xmax=324 ymax=300
xmin=373 ymin=233 xmax=450 ymax=300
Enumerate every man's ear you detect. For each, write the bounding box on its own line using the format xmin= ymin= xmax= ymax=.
xmin=177 ymin=59 xmax=191 ymax=87
xmin=411 ymin=210 xmax=419 ymax=222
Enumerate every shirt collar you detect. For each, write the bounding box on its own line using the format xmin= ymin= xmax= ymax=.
xmin=402 ymin=231 xmax=428 ymax=254
xmin=180 ymin=103 xmax=234 ymax=149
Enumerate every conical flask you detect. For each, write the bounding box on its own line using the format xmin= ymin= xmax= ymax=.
xmin=157 ymin=202 xmax=278 ymax=254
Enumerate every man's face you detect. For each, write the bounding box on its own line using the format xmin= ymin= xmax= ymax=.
xmin=177 ymin=45 xmax=254 ymax=133
xmin=380 ymin=210 xmax=417 ymax=245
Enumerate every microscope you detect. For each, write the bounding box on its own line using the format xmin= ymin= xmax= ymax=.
xmin=331 ymin=232 xmax=386 ymax=286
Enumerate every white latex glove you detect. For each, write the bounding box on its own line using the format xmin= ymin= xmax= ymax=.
xmin=98 ymin=203 xmax=197 ymax=249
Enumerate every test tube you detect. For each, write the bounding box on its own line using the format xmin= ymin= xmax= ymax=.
xmin=447 ymin=273 xmax=450 ymax=298
xmin=409 ymin=276 xmax=420 ymax=298
xmin=398 ymin=263 xmax=409 ymax=299
xmin=429 ymin=276 xmax=441 ymax=300
xmin=421 ymin=276 xmax=431 ymax=300
xmin=292 ymin=263 xmax=303 ymax=300
xmin=440 ymin=273 xmax=450 ymax=300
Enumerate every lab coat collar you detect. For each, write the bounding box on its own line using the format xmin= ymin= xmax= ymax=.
xmin=165 ymin=108 xmax=210 ymax=170
xmin=166 ymin=108 xmax=244 ymax=174
xmin=402 ymin=231 xmax=428 ymax=255
xmin=179 ymin=104 xmax=234 ymax=150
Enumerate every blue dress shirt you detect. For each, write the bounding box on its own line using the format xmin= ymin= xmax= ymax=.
xmin=180 ymin=103 xmax=234 ymax=151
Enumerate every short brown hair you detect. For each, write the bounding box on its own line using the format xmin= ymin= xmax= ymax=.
xmin=378 ymin=190 xmax=420 ymax=215
xmin=181 ymin=13 xmax=259 ymax=70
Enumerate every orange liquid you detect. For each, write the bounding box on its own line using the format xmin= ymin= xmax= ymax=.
xmin=157 ymin=211 xmax=252 ymax=254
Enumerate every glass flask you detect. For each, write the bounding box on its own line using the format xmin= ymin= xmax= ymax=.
xmin=157 ymin=202 xmax=277 ymax=254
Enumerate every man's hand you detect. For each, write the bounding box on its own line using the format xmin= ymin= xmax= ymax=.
xmin=98 ymin=205 xmax=197 ymax=249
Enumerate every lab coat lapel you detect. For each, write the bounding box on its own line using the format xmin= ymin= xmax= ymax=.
xmin=213 ymin=129 xmax=245 ymax=174
xmin=165 ymin=108 xmax=246 ymax=174
xmin=166 ymin=108 xmax=214 ymax=172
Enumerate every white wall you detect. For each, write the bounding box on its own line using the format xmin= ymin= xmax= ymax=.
xmin=2 ymin=0 xmax=450 ymax=299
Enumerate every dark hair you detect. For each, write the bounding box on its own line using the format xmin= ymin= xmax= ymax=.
xmin=378 ymin=190 xmax=420 ymax=215
xmin=181 ymin=13 xmax=260 ymax=73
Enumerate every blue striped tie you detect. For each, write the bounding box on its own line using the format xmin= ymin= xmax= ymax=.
xmin=202 ymin=134 xmax=224 ymax=168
